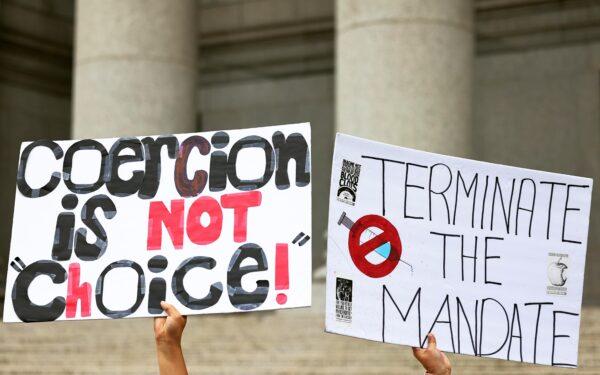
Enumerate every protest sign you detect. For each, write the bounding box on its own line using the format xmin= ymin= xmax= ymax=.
xmin=4 ymin=123 xmax=312 ymax=323
xmin=325 ymin=133 xmax=593 ymax=367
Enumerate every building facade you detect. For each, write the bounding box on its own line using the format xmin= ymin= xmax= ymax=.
xmin=2 ymin=0 xmax=598 ymax=301
xmin=1 ymin=0 xmax=600 ymax=373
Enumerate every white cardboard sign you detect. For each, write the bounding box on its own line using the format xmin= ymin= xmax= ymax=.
xmin=4 ymin=123 xmax=312 ymax=323
xmin=325 ymin=133 xmax=593 ymax=367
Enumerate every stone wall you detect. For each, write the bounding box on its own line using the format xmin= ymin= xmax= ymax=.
xmin=0 ymin=0 xmax=73 ymax=300
xmin=475 ymin=41 xmax=600 ymax=303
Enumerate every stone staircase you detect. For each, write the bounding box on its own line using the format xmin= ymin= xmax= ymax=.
xmin=1 ymin=283 xmax=599 ymax=374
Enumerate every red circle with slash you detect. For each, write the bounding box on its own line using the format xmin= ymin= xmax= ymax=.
xmin=348 ymin=215 xmax=402 ymax=278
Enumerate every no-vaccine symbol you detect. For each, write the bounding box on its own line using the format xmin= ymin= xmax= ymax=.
xmin=338 ymin=212 xmax=402 ymax=278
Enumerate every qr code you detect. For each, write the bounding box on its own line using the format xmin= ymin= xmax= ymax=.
xmin=335 ymin=277 xmax=352 ymax=322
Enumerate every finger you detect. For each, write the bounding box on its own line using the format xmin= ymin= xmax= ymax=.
xmin=160 ymin=301 xmax=181 ymax=318
xmin=412 ymin=346 xmax=428 ymax=361
xmin=412 ymin=346 xmax=424 ymax=357
xmin=427 ymin=333 xmax=437 ymax=350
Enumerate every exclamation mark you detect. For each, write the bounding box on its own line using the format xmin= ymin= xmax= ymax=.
xmin=275 ymin=243 xmax=289 ymax=305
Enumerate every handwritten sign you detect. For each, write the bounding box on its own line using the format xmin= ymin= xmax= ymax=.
xmin=4 ymin=123 xmax=312 ymax=323
xmin=325 ymin=134 xmax=593 ymax=367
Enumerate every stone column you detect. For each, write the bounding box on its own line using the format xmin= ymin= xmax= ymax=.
xmin=336 ymin=0 xmax=474 ymax=157
xmin=72 ymin=0 xmax=197 ymax=138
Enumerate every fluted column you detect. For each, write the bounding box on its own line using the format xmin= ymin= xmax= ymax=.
xmin=336 ymin=0 xmax=474 ymax=157
xmin=72 ymin=0 xmax=197 ymax=138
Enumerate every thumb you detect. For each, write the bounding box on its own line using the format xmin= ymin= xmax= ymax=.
xmin=426 ymin=333 xmax=437 ymax=350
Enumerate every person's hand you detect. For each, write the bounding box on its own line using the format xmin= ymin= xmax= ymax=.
xmin=412 ymin=333 xmax=451 ymax=375
xmin=154 ymin=301 xmax=188 ymax=375
xmin=154 ymin=301 xmax=187 ymax=347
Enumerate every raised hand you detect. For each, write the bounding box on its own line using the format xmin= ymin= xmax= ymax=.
xmin=154 ymin=301 xmax=188 ymax=375
xmin=154 ymin=301 xmax=187 ymax=346
xmin=412 ymin=333 xmax=451 ymax=375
